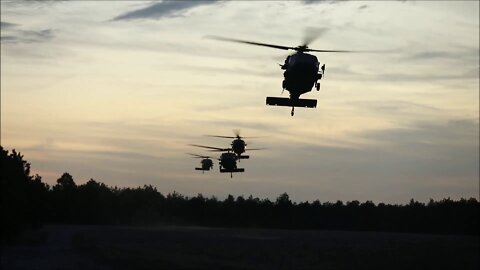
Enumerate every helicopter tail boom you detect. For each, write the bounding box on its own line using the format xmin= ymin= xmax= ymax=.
xmin=266 ymin=97 xmax=317 ymax=108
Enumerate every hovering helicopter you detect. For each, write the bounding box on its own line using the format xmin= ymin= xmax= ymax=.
xmin=187 ymin=153 xmax=214 ymax=173
xmin=190 ymin=130 xmax=265 ymax=160
xmin=218 ymin=151 xmax=244 ymax=178
xmin=207 ymin=33 xmax=361 ymax=116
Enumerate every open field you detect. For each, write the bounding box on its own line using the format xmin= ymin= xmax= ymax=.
xmin=2 ymin=224 xmax=478 ymax=270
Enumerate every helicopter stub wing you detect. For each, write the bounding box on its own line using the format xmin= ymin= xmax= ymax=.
xmin=220 ymin=168 xmax=245 ymax=173
xmin=266 ymin=97 xmax=317 ymax=108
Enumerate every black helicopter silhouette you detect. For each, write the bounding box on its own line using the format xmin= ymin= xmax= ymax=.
xmin=190 ymin=130 xmax=265 ymax=160
xmin=188 ymin=149 xmax=244 ymax=178
xmin=208 ymin=31 xmax=367 ymax=116
xmin=187 ymin=153 xmax=214 ymax=173
xmin=218 ymin=151 xmax=244 ymax=178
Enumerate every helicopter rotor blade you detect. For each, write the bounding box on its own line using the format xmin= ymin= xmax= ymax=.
xmin=187 ymin=153 xmax=213 ymax=159
xmin=189 ymin=144 xmax=231 ymax=152
xmin=208 ymin=34 xmax=390 ymax=54
xmin=302 ymin=27 xmax=329 ymax=47
xmin=205 ymin=133 xmax=267 ymax=140
xmin=305 ymin=49 xmax=357 ymax=53
xmin=233 ymin=129 xmax=241 ymax=138
xmin=243 ymin=136 xmax=269 ymax=139
xmin=206 ymin=35 xmax=294 ymax=51
xmin=306 ymin=48 xmax=395 ymax=53
xmin=205 ymin=135 xmax=236 ymax=139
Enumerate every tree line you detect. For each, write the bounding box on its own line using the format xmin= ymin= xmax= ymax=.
xmin=1 ymin=146 xmax=478 ymax=241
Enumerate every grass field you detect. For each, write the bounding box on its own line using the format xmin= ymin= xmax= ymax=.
xmin=2 ymin=224 xmax=478 ymax=270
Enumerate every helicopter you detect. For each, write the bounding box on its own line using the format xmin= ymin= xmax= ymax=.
xmin=218 ymin=151 xmax=244 ymax=178
xmin=187 ymin=153 xmax=214 ymax=173
xmin=190 ymin=130 xmax=265 ymax=160
xmin=207 ymin=34 xmax=359 ymax=116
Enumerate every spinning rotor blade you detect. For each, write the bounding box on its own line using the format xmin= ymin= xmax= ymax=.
xmin=246 ymin=148 xmax=267 ymax=151
xmin=187 ymin=153 xmax=212 ymax=159
xmin=205 ymin=134 xmax=267 ymax=140
xmin=305 ymin=48 xmax=356 ymax=53
xmin=302 ymin=27 xmax=329 ymax=47
xmin=205 ymin=135 xmax=236 ymax=139
xmin=206 ymin=35 xmax=293 ymax=51
xmin=208 ymin=34 xmax=383 ymax=54
xmin=233 ymin=129 xmax=241 ymax=138
xmin=189 ymin=144 xmax=231 ymax=152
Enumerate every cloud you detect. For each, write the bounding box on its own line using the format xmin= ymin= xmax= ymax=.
xmin=275 ymin=118 xmax=479 ymax=201
xmin=405 ymin=49 xmax=479 ymax=62
xmin=346 ymin=100 xmax=442 ymax=118
xmin=1 ymin=21 xmax=17 ymax=28
xmin=302 ymin=0 xmax=341 ymax=4
xmin=355 ymin=119 xmax=479 ymax=155
xmin=0 ymin=36 xmax=18 ymax=43
xmin=328 ymin=63 xmax=478 ymax=82
xmin=0 ymin=28 xmax=54 ymax=44
xmin=112 ymin=1 xmax=219 ymax=21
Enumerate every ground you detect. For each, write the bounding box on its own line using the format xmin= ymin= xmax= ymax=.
xmin=1 ymin=224 xmax=478 ymax=270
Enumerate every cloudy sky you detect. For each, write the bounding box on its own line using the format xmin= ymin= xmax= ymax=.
xmin=1 ymin=1 xmax=478 ymax=203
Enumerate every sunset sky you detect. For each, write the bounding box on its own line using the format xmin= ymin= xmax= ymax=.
xmin=1 ymin=1 xmax=478 ymax=203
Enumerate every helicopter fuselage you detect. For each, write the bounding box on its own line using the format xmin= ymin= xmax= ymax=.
xmin=231 ymin=139 xmax=246 ymax=156
xmin=200 ymin=158 xmax=213 ymax=170
xmin=282 ymin=52 xmax=321 ymax=99
xmin=219 ymin=152 xmax=237 ymax=170
xmin=219 ymin=152 xmax=244 ymax=177
xmin=195 ymin=157 xmax=213 ymax=173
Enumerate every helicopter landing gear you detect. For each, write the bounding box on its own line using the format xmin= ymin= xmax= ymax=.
xmin=291 ymin=107 xmax=295 ymax=116
xmin=315 ymin=82 xmax=320 ymax=91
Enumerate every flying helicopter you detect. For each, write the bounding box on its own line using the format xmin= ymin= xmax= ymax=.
xmin=190 ymin=130 xmax=265 ymax=160
xmin=187 ymin=153 xmax=214 ymax=173
xmin=218 ymin=151 xmax=244 ymax=178
xmin=207 ymin=33 xmax=363 ymax=116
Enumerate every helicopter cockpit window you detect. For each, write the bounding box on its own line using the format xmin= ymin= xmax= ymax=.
xmin=289 ymin=56 xmax=298 ymax=66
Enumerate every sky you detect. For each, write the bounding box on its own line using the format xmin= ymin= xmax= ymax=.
xmin=1 ymin=0 xmax=478 ymax=204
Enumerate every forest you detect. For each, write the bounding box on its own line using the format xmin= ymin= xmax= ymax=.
xmin=1 ymin=146 xmax=479 ymax=242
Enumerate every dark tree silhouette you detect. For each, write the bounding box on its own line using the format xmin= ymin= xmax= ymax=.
xmin=55 ymin=172 xmax=76 ymax=190
xmin=1 ymin=146 xmax=479 ymax=236
xmin=50 ymin=172 xmax=79 ymax=223
xmin=1 ymin=147 xmax=49 ymax=242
